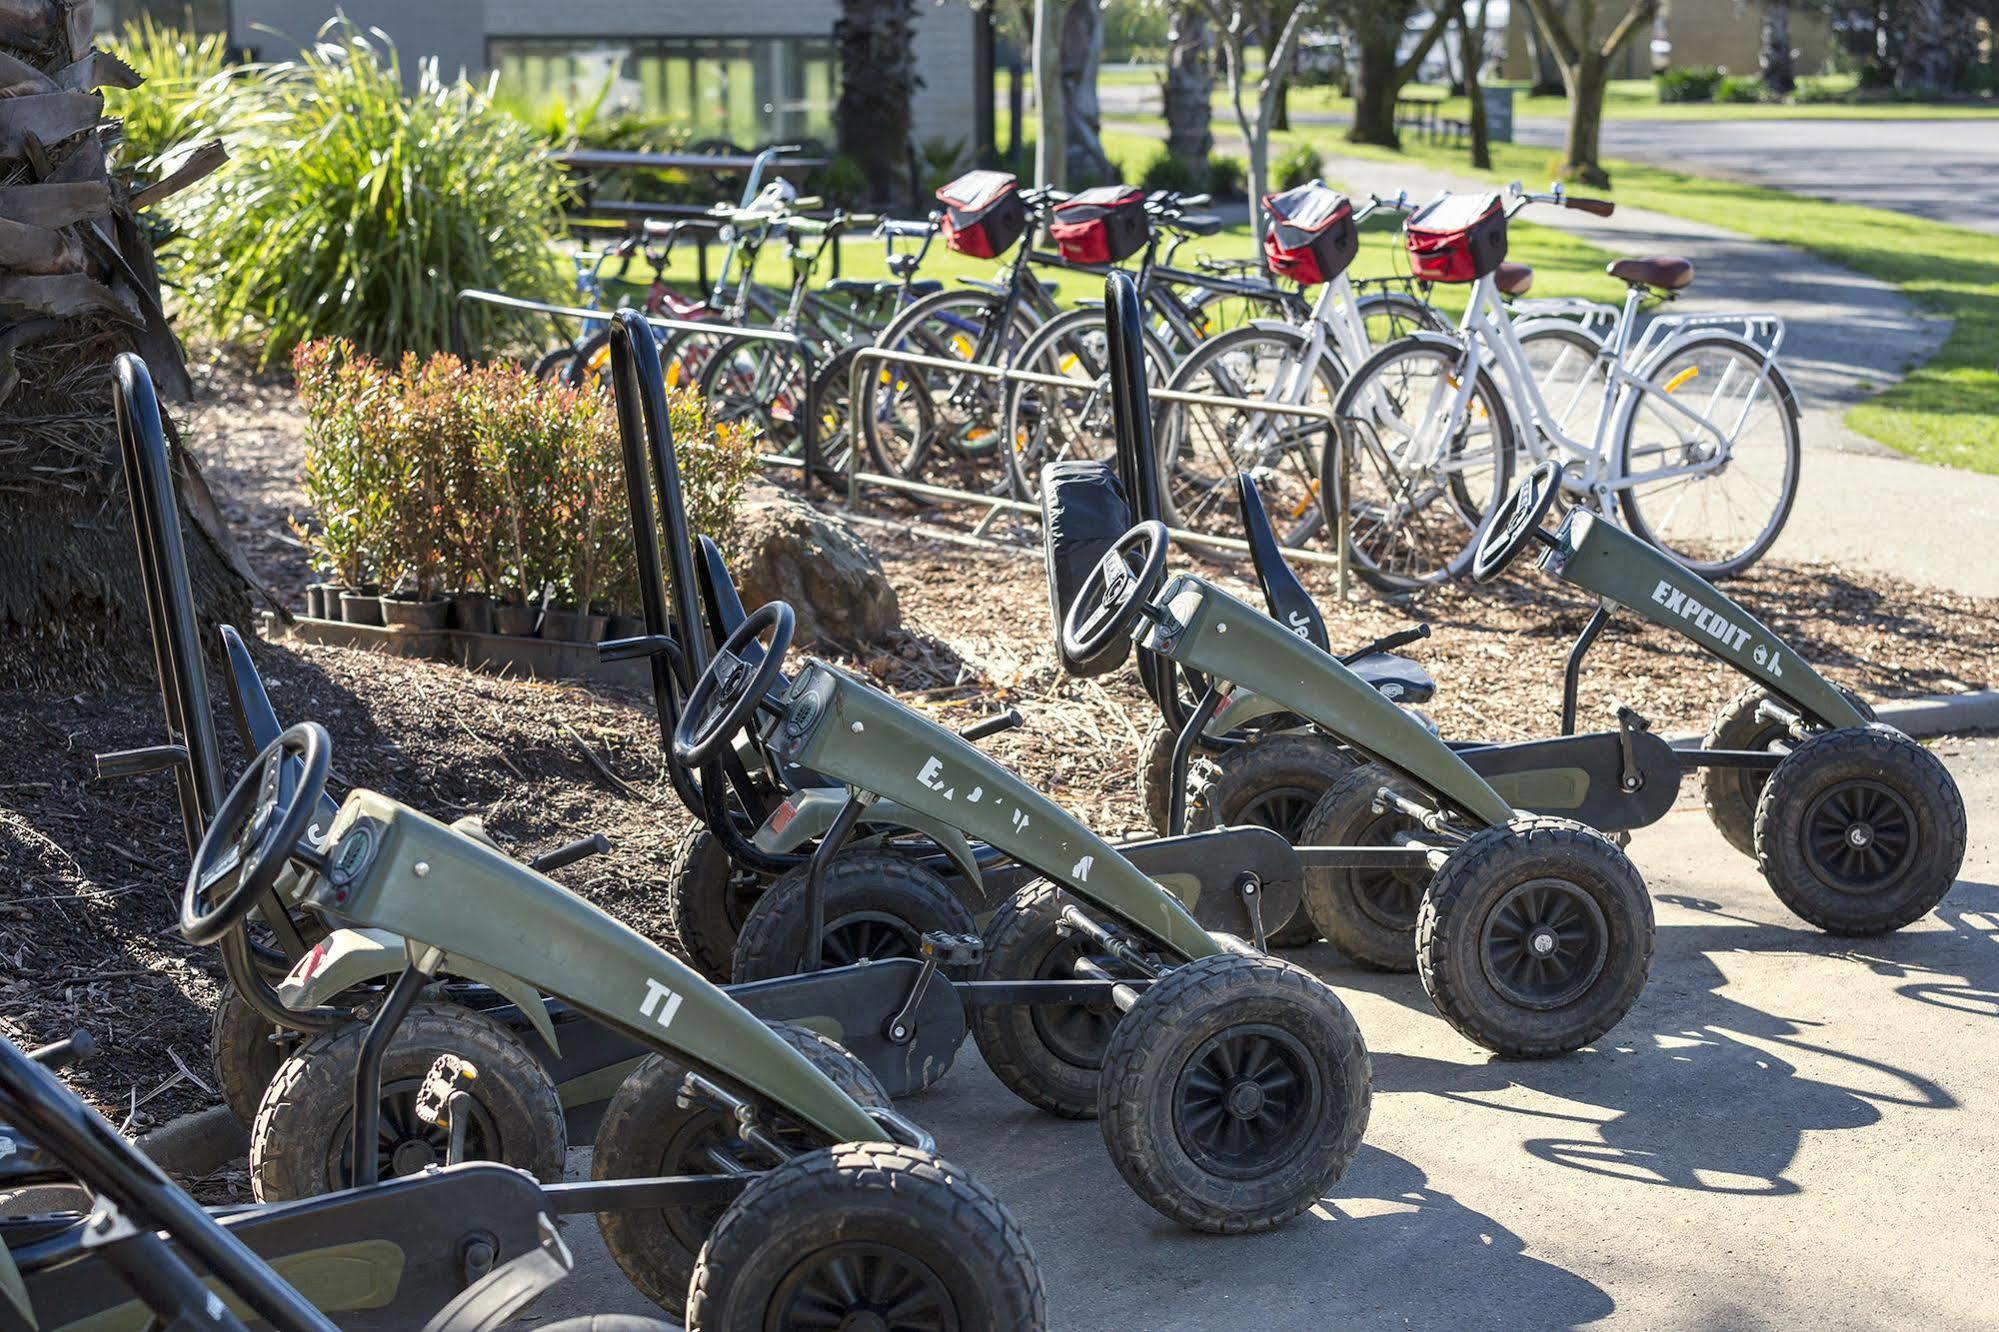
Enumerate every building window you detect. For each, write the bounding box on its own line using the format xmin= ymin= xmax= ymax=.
xmin=95 ymin=0 xmax=230 ymax=36
xmin=491 ymin=36 xmax=837 ymax=146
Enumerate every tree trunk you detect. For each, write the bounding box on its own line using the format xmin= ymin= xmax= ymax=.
xmin=1346 ymin=22 xmax=1404 ymax=147
xmin=1060 ymin=0 xmax=1113 ymax=183
xmin=1034 ymin=0 xmax=1067 ymax=189
xmin=1526 ymin=1 xmax=1566 ymax=94
xmin=1893 ymin=0 xmax=1962 ymax=94
xmin=1759 ymin=0 xmax=1795 ymax=95
xmin=836 ymin=0 xmax=921 ymax=202
xmin=0 ymin=0 xmax=249 ymax=682
xmin=1559 ymin=54 xmax=1610 ymax=186
xmin=1459 ymin=1 xmax=1491 ymax=169
xmin=1163 ymin=3 xmax=1215 ymax=170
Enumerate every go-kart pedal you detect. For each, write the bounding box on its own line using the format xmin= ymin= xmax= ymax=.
xmin=413 ymin=1052 xmax=479 ymax=1132
xmin=919 ymin=931 xmax=986 ymax=968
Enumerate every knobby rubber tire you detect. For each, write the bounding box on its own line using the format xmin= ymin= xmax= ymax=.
xmin=729 ymin=851 xmax=976 ymax=983
xmin=1135 ymin=715 xmax=1219 ymax=837
xmin=594 ymin=1023 xmax=891 ymax=1318
xmin=686 ymin=1143 xmax=1046 ymax=1331
xmin=971 ymin=882 xmax=1120 ymax=1118
xmin=1096 ymin=953 xmax=1371 ymax=1234
xmin=1415 ymin=816 xmax=1654 ymax=1058
xmin=210 ymin=987 xmax=290 ymax=1129
xmin=665 ymin=826 xmax=769 ymax=983
xmin=1701 ymin=684 xmax=1874 ymax=860
xmin=249 ymin=1000 xmax=564 ymax=1202
xmin=1753 ymin=724 xmax=1966 ymax=934
xmin=1184 ymin=730 xmax=1352 ymax=947
xmin=1298 ymin=762 xmax=1432 ymax=971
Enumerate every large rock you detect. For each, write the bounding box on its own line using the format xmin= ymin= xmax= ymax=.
xmin=732 ymin=487 xmax=900 ymax=646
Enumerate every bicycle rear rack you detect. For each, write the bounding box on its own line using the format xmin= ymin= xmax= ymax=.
xmin=1633 ymin=310 xmax=1787 ymax=361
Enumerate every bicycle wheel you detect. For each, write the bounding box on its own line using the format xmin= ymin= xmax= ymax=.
xmin=532 ymin=345 xmax=580 ymax=381
xmin=858 ymin=288 xmax=1039 ymax=494
xmin=1352 ymin=287 xmax=1451 ymax=349
xmin=1616 ymin=333 xmax=1800 ymax=578
xmin=1513 ymin=320 xmax=1608 ymax=473
xmin=1155 ymin=322 xmax=1345 ymax=543
xmin=697 ymin=333 xmax=811 ymax=457
xmin=810 ymin=342 xmax=933 ymax=488
xmin=1326 ymin=336 xmax=1515 ymax=595
xmin=1001 ymin=308 xmax=1173 ymax=501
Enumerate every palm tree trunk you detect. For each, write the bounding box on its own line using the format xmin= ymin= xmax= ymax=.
xmin=0 ymin=0 xmax=248 ymax=681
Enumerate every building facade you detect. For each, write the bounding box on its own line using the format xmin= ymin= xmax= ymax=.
xmin=1504 ymin=0 xmax=1834 ymax=82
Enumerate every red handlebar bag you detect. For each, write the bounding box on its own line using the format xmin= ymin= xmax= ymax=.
xmin=1263 ymin=182 xmax=1358 ymax=286
xmin=1404 ymin=192 xmax=1508 ymax=283
xmin=1049 ymin=185 xmax=1149 ymax=265
xmin=938 ymin=170 xmax=1028 ymax=259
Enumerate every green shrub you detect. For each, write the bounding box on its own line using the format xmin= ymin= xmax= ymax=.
xmin=103 ymin=15 xmax=235 ymax=176
xmin=1716 ymin=75 xmax=1765 ymax=103
xmin=165 ymin=23 xmax=566 ymax=364
xmin=1273 ymin=143 xmax=1323 ymax=192
xmin=1138 ymin=144 xmax=1203 ymax=195
xmin=1656 ymin=66 xmax=1725 ymax=102
xmin=291 ymin=340 xmax=760 ymax=610
xmin=1792 ymin=76 xmax=1846 ymax=103
xmin=1206 ymin=154 xmax=1245 ymax=198
xmin=816 ymin=154 xmax=872 ymax=207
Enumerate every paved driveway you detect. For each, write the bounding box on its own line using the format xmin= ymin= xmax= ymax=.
xmin=530 ymin=738 xmax=1999 ymax=1329
xmin=1511 ymin=118 xmax=1999 ymax=234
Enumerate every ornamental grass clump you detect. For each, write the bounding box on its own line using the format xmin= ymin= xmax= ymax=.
xmin=165 ymin=22 xmax=565 ymax=364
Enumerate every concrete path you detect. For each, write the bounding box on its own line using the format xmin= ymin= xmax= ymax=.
xmin=1511 ymin=119 xmax=1999 ymax=235
xmin=526 ymin=736 xmax=1999 ymax=1329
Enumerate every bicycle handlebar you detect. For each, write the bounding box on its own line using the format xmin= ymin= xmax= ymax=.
xmin=1507 ymin=180 xmax=1615 ymax=218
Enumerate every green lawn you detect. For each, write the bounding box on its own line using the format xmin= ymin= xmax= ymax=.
xmin=1327 ymin=135 xmax=1999 ymax=471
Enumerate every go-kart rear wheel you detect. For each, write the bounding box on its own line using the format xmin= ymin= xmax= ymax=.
xmin=1136 ymin=715 xmax=1209 ymax=837
xmin=596 ymin=1023 xmax=891 ymax=1318
xmin=1753 ymin=725 xmax=1966 ymax=935
xmin=729 ymin=852 xmax=975 ymax=983
xmin=666 ymin=827 xmax=770 ymax=982
xmin=249 ymin=1000 xmax=565 ymax=1202
xmin=1186 ymin=732 xmax=1351 ymax=947
xmin=1299 ymin=763 xmax=1432 ymax=972
xmin=211 ymin=988 xmax=290 ymax=1129
xmin=1701 ymin=685 xmax=1877 ymax=859
xmin=686 ymin=1143 xmax=1045 ymax=1331
xmin=1096 ymin=954 xmax=1371 ymax=1234
xmin=538 ymin=1320 xmax=679 ymax=1331
xmin=971 ymin=882 xmax=1121 ymax=1118
xmin=1416 ymin=817 xmax=1653 ymax=1058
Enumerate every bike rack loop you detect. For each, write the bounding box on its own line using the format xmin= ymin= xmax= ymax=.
xmin=451 ymin=287 xmax=825 ymax=496
xmin=843 ymin=336 xmax=1354 ymax=586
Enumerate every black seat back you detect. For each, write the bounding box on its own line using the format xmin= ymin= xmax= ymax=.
xmin=1236 ymin=472 xmax=1329 ymax=652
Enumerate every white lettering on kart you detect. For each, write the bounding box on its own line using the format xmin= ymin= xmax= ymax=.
xmin=1650 ymin=578 xmax=1780 ymax=676
xmin=640 ymin=978 xmax=685 ymax=1031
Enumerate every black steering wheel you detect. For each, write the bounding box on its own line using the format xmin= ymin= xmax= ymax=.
xmin=1472 ymin=460 xmax=1563 ymax=584
xmin=183 ymin=723 xmax=330 ymax=947
xmin=1061 ymin=521 xmax=1170 ymax=667
xmin=673 ymin=601 xmax=795 ymax=769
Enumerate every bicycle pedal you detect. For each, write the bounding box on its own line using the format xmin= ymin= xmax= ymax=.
xmin=414 ymin=1054 xmax=478 ymax=1127
xmin=1612 ymin=703 xmax=1653 ymax=733
xmin=919 ymin=931 xmax=985 ymax=968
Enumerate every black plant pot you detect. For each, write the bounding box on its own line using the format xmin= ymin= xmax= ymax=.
xmin=541 ymin=607 xmax=609 ymax=643
xmin=606 ymin=613 xmax=645 ymax=641
xmin=380 ymin=595 xmax=449 ymax=630
xmin=305 ymin=583 xmax=334 ymax=620
xmin=339 ymin=591 xmax=384 ymax=626
xmin=447 ymin=591 xmax=495 ymax=635
xmin=493 ymin=603 xmax=540 ymax=637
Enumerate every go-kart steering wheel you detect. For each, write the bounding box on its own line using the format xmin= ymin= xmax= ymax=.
xmin=183 ymin=723 xmax=330 ymax=947
xmin=1062 ymin=521 xmax=1170 ymax=667
xmin=1472 ymin=460 xmax=1563 ymax=584
xmin=673 ymin=601 xmax=795 ymax=769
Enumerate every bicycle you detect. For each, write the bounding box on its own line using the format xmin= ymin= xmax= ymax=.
xmin=1329 ymin=182 xmax=1800 ymax=595
xmin=1144 ymin=186 xmax=1452 ymax=544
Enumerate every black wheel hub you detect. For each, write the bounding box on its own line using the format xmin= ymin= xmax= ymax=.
xmin=820 ymin=912 xmax=922 ymax=968
xmin=1173 ymin=1024 xmax=1320 ymax=1179
xmin=773 ymin=1241 xmax=956 ymax=1331
xmin=1031 ymin=938 xmax=1119 ymax=1068
xmin=1479 ymin=878 xmax=1609 ymax=1011
xmin=333 ymin=1079 xmax=495 ymax=1186
xmin=1353 ymin=806 xmax=1428 ymax=929
xmin=1804 ymin=779 xmax=1916 ymax=893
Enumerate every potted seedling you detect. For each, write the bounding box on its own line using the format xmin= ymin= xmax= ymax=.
xmin=294 ymin=341 xmax=387 ymax=624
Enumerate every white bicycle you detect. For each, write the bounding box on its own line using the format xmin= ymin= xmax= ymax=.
xmin=1329 ymin=184 xmax=1801 ymax=596
xmin=1150 ymin=187 xmax=1450 ymax=543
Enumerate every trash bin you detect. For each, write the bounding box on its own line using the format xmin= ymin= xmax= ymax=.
xmin=1481 ymin=86 xmax=1515 ymax=144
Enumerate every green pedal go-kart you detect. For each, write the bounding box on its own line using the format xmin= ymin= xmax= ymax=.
xmin=1 ymin=1029 xmax=677 ymax=1332
xmin=182 ymin=720 xmax=1047 ymax=1328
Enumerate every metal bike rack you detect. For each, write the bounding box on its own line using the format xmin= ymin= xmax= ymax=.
xmin=843 ymin=343 xmax=1352 ymax=588
xmin=451 ymin=287 xmax=826 ymax=494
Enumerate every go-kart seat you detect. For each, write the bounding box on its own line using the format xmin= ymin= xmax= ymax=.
xmin=1495 ymin=261 xmax=1534 ymax=297
xmin=1172 ymin=213 xmax=1223 ymax=237
xmin=1235 ymin=473 xmax=1330 ymax=653
xmin=1235 ymin=475 xmax=1435 ymax=703
xmin=1345 ymin=652 xmax=1436 ymax=704
xmin=1607 ymin=256 xmax=1694 ymax=291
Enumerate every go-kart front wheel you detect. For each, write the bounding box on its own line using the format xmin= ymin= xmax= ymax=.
xmin=971 ymin=882 xmax=1122 ymax=1119
xmin=730 ymin=852 xmax=975 ymax=983
xmin=686 ymin=1143 xmax=1045 ymax=1331
xmin=594 ymin=1023 xmax=893 ymax=1318
xmin=1298 ymin=762 xmax=1433 ymax=971
xmin=1754 ymin=725 xmax=1966 ymax=935
xmin=666 ymin=827 xmax=771 ymax=983
xmin=1416 ymin=817 xmax=1654 ymax=1058
xmin=1096 ymin=953 xmax=1371 ymax=1234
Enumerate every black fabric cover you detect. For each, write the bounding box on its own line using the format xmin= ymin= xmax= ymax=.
xmin=1041 ymin=459 xmax=1135 ymax=677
